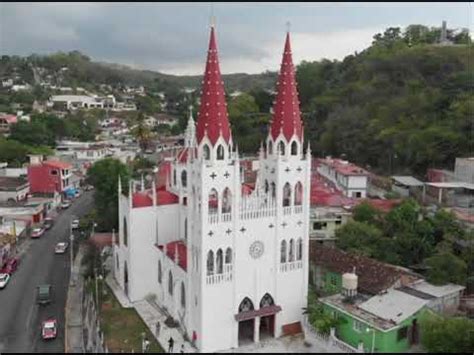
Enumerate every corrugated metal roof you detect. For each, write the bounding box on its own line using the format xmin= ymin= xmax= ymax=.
xmin=391 ymin=176 xmax=424 ymax=187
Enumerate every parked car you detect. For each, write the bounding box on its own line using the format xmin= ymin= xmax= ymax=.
xmin=61 ymin=200 xmax=71 ymax=209
xmin=71 ymin=219 xmax=80 ymax=229
xmin=43 ymin=217 xmax=54 ymax=230
xmin=31 ymin=227 xmax=46 ymax=239
xmin=0 ymin=257 xmax=19 ymax=275
xmin=74 ymin=190 xmax=81 ymax=198
xmin=85 ymin=185 xmax=94 ymax=191
xmin=37 ymin=284 xmax=52 ymax=305
xmin=54 ymin=242 xmax=69 ymax=254
xmin=41 ymin=319 xmax=58 ymax=340
xmin=0 ymin=273 xmax=11 ymax=289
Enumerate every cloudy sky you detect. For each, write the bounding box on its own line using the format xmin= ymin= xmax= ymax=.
xmin=1 ymin=2 xmax=471 ymax=75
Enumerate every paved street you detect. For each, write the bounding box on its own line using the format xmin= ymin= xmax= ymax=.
xmin=0 ymin=191 xmax=94 ymax=353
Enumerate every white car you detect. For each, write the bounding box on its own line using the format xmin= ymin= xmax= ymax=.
xmin=54 ymin=242 xmax=69 ymax=254
xmin=71 ymin=220 xmax=80 ymax=229
xmin=0 ymin=273 xmax=11 ymax=289
xmin=61 ymin=201 xmax=71 ymax=209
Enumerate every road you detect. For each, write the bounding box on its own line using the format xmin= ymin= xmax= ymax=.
xmin=0 ymin=191 xmax=94 ymax=353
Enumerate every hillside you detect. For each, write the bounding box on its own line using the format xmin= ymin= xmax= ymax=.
xmin=0 ymin=51 xmax=277 ymax=93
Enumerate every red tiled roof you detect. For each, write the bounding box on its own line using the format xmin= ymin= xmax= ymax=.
xmin=269 ymin=32 xmax=303 ymax=142
xmin=242 ymin=183 xmax=254 ymax=196
xmin=355 ymin=199 xmax=402 ymax=213
xmin=157 ymin=241 xmax=187 ymax=271
xmin=43 ymin=160 xmax=72 ymax=169
xmin=177 ymin=148 xmax=190 ymax=163
xmin=196 ymin=26 xmax=232 ymax=146
xmin=317 ymin=157 xmax=368 ymax=176
xmin=132 ymin=187 xmax=179 ymax=208
xmin=0 ymin=115 xmax=17 ymax=124
xmin=309 ymin=244 xmax=420 ymax=295
xmin=90 ymin=233 xmax=113 ymax=249
xmin=310 ymin=173 xmax=355 ymax=207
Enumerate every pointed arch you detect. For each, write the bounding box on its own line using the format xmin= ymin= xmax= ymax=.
xmin=216 ymin=144 xmax=225 ymax=160
xmin=268 ymin=140 xmax=273 ymax=155
xmin=216 ymin=249 xmax=224 ymax=274
xmin=222 ymin=187 xmax=232 ymax=213
xmin=208 ymin=188 xmax=218 ymax=214
xmin=271 ymin=182 xmax=276 ymax=199
xmin=264 ymin=180 xmax=269 ymax=194
xmin=291 ymin=141 xmax=298 ymax=155
xmin=207 ymin=250 xmax=214 ymax=276
xmin=289 ymin=239 xmax=295 ymax=262
xmin=181 ymin=169 xmax=187 ymax=187
xmin=297 ymin=238 xmax=303 ymax=261
xmin=294 ymin=181 xmax=303 ymax=206
xmin=260 ymin=293 xmax=275 ymax=308
xmin=280 ymin=240 xmax=287 ymax=263
xmin=278 ymin=141 xmax=285 ymax=155
xmin=181 ymin=282 xmax=186 ymax=309
xmin=203 ymin=144 xmax=210 ymax=160
xmin=283 ymin=182 xmax=292 ymax=207
xmin=168 ymin=270 xmax=173 ymax=295
xmin=225 ymin=247 xmax=232 ymax=264
xmin=238 ymin=297 xmax=254 ymax=313
xmin=173 ymin=169 xmax=177 ymax=186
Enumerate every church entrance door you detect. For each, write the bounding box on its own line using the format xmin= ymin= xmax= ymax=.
xmin=238 ymin=319 xmax=255 ymax=346
xmin=259 ymin=315 xmax=275 ymax=340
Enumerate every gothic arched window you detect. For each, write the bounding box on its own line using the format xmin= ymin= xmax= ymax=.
xmin=271 ymin=182 xmax=276 ymax=199
xmin=216 ymin=249 xmax=224 ymax=274
xmin=217 ymin=145 xmax=225 ymax=160
xmin=294 ymin=182 xmax=303 ymax=206
xmin=181 ymin=282 xmax=186 ymax=309
xmin=116 ymin=254 xmax=119 ymax=270
xmin=297 ymin=238 xmax=303 ymax=261
xmin=283 ymin=182 xmax=291 ymax=207
xmin=280 ymin=240 xmax=287 ymax=263
xmin=209 ymin=188 xmax=218 ymax=214
xmin=173 ymin=169 xmax=177 ymax=186
xmin=264 ymin=180 xmax=269 ymax=194
xmin=291 ymin=141 xmax=298 ymax=156
xmin=268 ymin=140 xmax=273 ymax=155
xmin=207 ymin=250 xmax=214 ymax=276
xmin=181 ymin=170 xmax=187 ymax=188
xmin=289 ymin=239 xmax=295 ymax=262
xmin=158 ymin=260 xmax=162 ymax=284
xmin=260 ymin=293 xmax=275 ymax=308
xmin=222 ymin=187 xmax=232 ymax=213
xmin=225 ymin=248 xmax=232 ymax=264
xmin=168 ymin=270 xmax=173 ymax=295
xmin=238 ymin=297 xmax=254 ymax=313
xmin=184 ymin=218 xmax=188 ymax=240
xmin=278 ymin=141 xmax=285 ymax=156
xmin=203 ymin=144 xmax=210 ymax=160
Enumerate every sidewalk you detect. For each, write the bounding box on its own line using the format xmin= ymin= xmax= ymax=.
xmin=65 ymin=244 xmax=86 ymax=353
xmin=106 ymin=275 xmax=195 ymax=353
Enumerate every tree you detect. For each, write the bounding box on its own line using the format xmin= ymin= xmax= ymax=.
xmin=420 ymin=312 xmax=474 ymax=353
xmin=132 ymin=113 xmax=154 ymax=151
xmin=86 ymin=158 xmax=131 ymax=231
xmin=352 ymin=202 xmax=381 ymax=225
xmin=335 ymin=221 xmax=383 ymax=257
xmin=425 ymin=251 xmax=468 ymax=285
xmin=9 ymin=120 xmax=56 ymax=147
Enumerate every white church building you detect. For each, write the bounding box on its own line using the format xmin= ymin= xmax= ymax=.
xmin=113 ymin=25 xmax=311 ymax=353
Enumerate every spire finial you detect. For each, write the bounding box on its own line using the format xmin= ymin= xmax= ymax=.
xmin=286 ymin=21 xmax=291 ymax=33
xmin=210 ymin=3 xmax=216 ymax=28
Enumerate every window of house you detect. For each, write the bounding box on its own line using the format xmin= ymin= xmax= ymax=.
xmin=335 ymin=220 xmax=342 ymax=225
xmin=356 ymin=192 xmax=362 ymax=198
xmin=51 ymin=170 xmax=58 ymax=176
xmin=330 ymin=275 xmax=338 ymax=286
xmin=397 ymin=326 xmax=408 ymax=341
xmin=313 ymin=222 xmax=327 ymax=230
xmin=353 ymin=320 xmax=365 ymax=332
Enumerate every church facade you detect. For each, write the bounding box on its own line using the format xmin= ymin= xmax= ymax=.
xmin=113 ymin=25 xmax=311 ymax=353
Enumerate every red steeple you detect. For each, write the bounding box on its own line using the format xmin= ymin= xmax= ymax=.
xmin=269 ymin=32 xmax=303 ymax=142
xmin=196 ymin=26 xmax=232 ymax=146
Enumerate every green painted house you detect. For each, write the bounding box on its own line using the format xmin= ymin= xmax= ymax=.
xmin=320 ymin=289 xmax=429 ymax=353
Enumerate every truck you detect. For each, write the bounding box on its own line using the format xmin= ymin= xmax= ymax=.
xmin=36 ymin=284 xmax=52 ymax=305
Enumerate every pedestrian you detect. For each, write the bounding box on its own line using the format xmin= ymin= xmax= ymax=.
xmin=180 ymin=344 xmax=184 ymax=353
xmin=168 ymin=336 xmax=174 ymax=353
xmin=155 ymin=321 xmax=161 ymax=338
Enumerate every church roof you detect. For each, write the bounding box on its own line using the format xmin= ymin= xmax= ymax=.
xmin=132 ymin=188 xmax=179 ymax=208
xmin=269 ymin=32 xmax=303 ymax=142
xmin=196 ymin=26 xmax=232 ymax=146
xmin=157 ymin=241 xmax=187 ymax=271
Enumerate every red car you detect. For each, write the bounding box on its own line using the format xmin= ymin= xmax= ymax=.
xmin=31 ymin=227 xmax=46 ymax=239
xmin=41 ymin=319 xmax=58 ymax=340
xmin=0 ymin=257 xmax=19 ymax=275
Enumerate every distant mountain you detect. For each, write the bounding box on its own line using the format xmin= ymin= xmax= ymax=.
xmin=0 ymin=51 xmax=277 ymax=92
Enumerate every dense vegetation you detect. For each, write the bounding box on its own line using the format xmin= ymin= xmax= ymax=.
xmin=336 ymin=200 xmax=473 ymax=287
xmin=297 ymin=26 xmax=472 ymax=176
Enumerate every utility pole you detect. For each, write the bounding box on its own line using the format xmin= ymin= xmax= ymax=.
xmin=95 ymin=266 xmax=99 ymax=309
xmin=70 ymin=216 xmax=75 ymax=286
